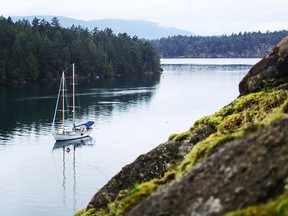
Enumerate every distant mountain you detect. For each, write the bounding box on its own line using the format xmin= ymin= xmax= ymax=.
xmin=11 ymin=16 xmax=195 ymax=39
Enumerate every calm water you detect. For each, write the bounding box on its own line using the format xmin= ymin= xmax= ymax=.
xmin=0 ymin=58 xmax=260 ymax=216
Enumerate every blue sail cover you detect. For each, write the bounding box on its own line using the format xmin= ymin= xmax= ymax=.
xmin=76 ymin=121 xmax=95 ymax=128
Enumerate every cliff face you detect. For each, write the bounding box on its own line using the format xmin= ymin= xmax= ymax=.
xmin=77 ymin=36 xmax=288 ymax=216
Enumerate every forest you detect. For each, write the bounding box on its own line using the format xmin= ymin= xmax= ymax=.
xmin=0 ymin=16 xmax=162 ymax=85
xmin=151 ymin=30 xmax=288 ymax=58
xmin=1 ymin=16 xmax=288 ymax=86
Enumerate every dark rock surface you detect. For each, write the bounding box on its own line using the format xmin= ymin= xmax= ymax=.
xmin=127 ymin=118 xmax=288 ymax=216
xmin=239 ymin=36 xmax=288 ymax=95
xmin=86 ymin=141 xmax=189 ymax=210
xmin=86 ymin=125 xmax=215 ymax=210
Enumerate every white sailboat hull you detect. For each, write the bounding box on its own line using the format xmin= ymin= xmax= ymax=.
xmin=52 ymin=64 xmax=95 ymax=142
xmin=53 ymin=129 xmax=93 ymax=141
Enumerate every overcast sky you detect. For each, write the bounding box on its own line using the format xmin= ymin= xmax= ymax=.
xmin=1 ymin=0 xmax=288 ymax=36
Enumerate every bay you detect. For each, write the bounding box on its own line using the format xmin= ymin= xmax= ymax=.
xmin=0 ymin=58 xmax=260 ymax=215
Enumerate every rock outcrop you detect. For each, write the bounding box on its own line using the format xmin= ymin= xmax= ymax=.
xmin=86 ymin=124 xmax=215 ymax=210
xmin=127 ymin=117 xmax=288 ymax=215
xmin=86 ymin=141 xmax=189 ymax=210
xmin=77 ymin=36 xmax=288 ymax=216
xmin=239 ymin=36 xmax=288 ymax=95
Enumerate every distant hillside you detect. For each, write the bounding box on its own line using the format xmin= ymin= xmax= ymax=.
xmin=11 ymin=16 xmax=195 ymax=39
xmin=151 ymin=31 xmax=288 ymax=58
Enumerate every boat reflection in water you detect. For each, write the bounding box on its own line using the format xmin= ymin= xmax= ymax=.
xmin=52 ymin=136 xmax=94 ymax=214
xmin=53 ymin=135 xmax=94 ymax=150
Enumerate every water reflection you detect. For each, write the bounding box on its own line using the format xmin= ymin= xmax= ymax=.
xmin=0 ymin=74 xmax=161 ymax=141
xmin=162 ymin=64 xmax=253 ymax=72
xmin=53 ymin=136 xmax=94 ymax=150
xmin=52 ymin=136 xmax=94 ymax=213
xmin=0 ymin=59 xmax=255 ymax=216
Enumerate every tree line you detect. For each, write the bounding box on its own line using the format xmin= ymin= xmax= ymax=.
xmin=151 ymin=30 xmax=288 ymax=58
xmin=0 ymin=16 xmax=162 ymax=85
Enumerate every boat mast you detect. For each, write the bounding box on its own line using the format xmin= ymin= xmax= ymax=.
xmin=52 ymin=74 xmax=63 ymax=130
xmin=72 ymin=63 xmax=75 ymax=126
xmin=62 ymin=71 xmax=65 ymax=132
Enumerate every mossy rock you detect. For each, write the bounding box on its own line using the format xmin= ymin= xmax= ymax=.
xmin=81 ymin=44 xmax=288 ymax=215
xmin=225 ymin=190 xmax=288 ymax=216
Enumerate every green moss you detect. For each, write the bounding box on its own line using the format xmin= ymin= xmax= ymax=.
xmin=193 ymin=114 xmax=223 ymax=131
xmin=169 ymin=112 xmax=224 ymax=142
xmin=180 ymin=132 xmax=241 ymax=172
xmin=74 ymin=208 xmax=109 ymax=216
xmin=281 ymin=99 xmax=288 ymax=113
xmin=218 ymin=112 xmax=247 ymax=134
xmin=225 ymin=190 xmax=288 ymax=216
xmin=75 ymin=209 xmax=86 ymax=216
xmin=260 ymin=107 xmax=284 ymax=125
xmin=233 ymin=90 xmax=287 ymax=114
xmin=109 ymin=171 xmax=176 ymax=215
xmin=216 ymin=104 xmax=234 ymax=118
xmin=242 ymin=124 xmax=261 ymax=136
xmin=109 ymin=181 xmax=157 ymax=215
xmin=168 ymin=133 xmax=178 ymax=141
xmin=233 ymin=92 xmax=263 ymax=112
xmin=169 ymin=131 xmax=192 ymax=141
xmin=180 ymin=90 xmax=288 ymax=173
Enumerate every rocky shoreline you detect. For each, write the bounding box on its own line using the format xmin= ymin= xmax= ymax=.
xmin=76 ymin=36 xmax=288 ymax=216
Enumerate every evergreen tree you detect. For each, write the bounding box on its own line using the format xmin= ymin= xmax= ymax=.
xmin=152 ymin=30 xmax=288 ymax=58
xmin=0 ymin=17 xmax=162 ymax=85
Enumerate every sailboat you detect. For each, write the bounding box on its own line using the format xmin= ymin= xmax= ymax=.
xmin=52 ymin=63 xmax=95 ymax=141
